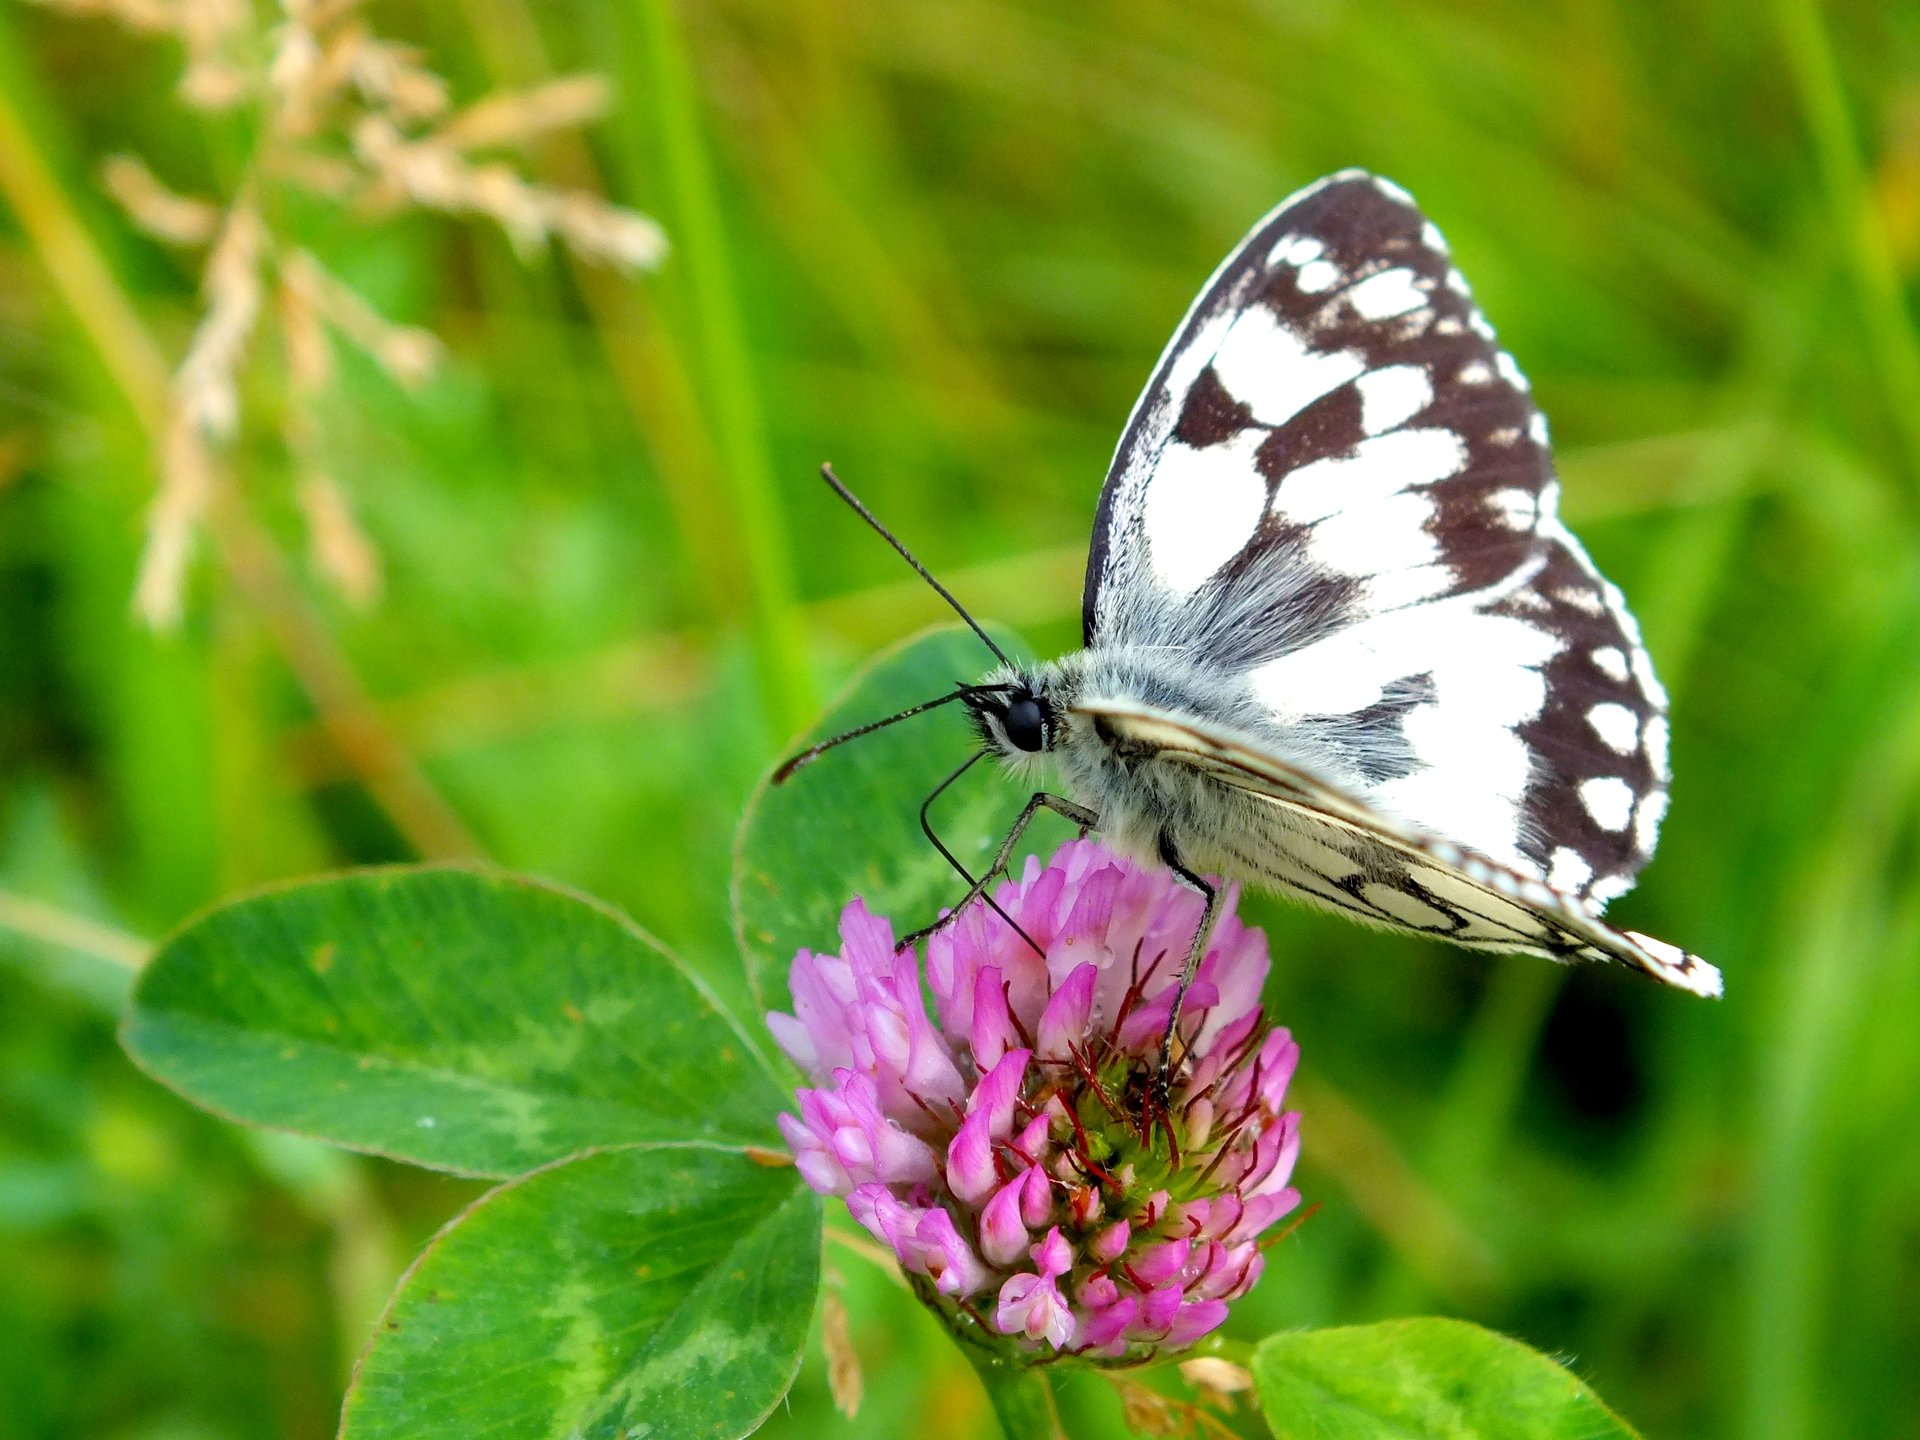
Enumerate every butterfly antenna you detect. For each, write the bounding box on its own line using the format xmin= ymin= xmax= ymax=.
xmin=818 ymin=463 xmax=1013 ymax=668
xmin=773 ymin=689 xmax=973 ymax=784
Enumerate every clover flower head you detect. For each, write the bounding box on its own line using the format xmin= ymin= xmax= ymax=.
xmin=769 ymin=839 xmax=1302 ymax=1361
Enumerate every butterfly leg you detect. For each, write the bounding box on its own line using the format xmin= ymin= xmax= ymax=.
xmin=1152 ymin=833 xmax=1225 ymax=1108
xmin=901 ymin=789 xmax=1100 ymax=953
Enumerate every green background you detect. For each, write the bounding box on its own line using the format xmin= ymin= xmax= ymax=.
xmin=2 ymin=1 xmax=1918 ymax=1437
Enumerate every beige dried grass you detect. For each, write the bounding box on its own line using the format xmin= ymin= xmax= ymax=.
xmin=99 ymin=154 xmax=221 ymax=245
xmin=35 ymin=0 xmax=668 ymax=625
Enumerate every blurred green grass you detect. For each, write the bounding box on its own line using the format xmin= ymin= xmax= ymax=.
xmin=1 ymin=1 xmax=1918 ymax=1437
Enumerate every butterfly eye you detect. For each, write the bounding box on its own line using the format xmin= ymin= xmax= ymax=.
xmin=1003 ymin=697 xmax=1048 ymax=753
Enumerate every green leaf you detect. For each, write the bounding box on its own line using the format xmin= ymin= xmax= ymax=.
xmin=734 ymin=624 xmax=1070 ymax=1017
xmin=343 ymin=1143 xmax=822 ymax=1440
xmin=123 ymin=867 xmax=787 ymax=1177
xmin=1253 ymin=1318 xmax=1642 ymax=1440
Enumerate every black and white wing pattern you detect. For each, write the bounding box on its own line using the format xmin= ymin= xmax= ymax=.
xmin=1079 ymin=170 xmax=1714 ymax=993
xmin=1076 ymin=700 xmax=1715 ymax=995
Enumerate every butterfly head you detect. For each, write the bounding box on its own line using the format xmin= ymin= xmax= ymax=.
xmin=965 ymin=668 xmax=1063 ymax=762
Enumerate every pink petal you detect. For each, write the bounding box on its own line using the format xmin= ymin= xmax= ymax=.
xmin=1080 ymin=1293 xmax=1137 ymax=1351
xmin=1018 ymin=1163 xmax=1054 ymax=1229
xmin=1184 ymin=1096 xmax=1216 ymax=1150
xmin=837 ymin=898 xmax=898 ymax=974
xmin=1164 ymin=1298 xmax=1230 ymax=1349
xmin=995 ymin=1270 xmax=1076 ymax=1350
xmin=1116 ymin=986 xmax=1173 ymax=1055
xmin=1037 ymin=962 xmax=1097 ymax=1060
xmin=1068 ymin=1184 xmax=1102 ymax=1227
xmin=1227 ymin=1187 xmax=1301 ymax=1246
xmin=1188 ymin=903 xmax=1270 ymax=1054
xmin=1090 ymin=1219 xmax=1130 ymax=1263
xmin=1075 ymin=1272 xmax=1119 ymax=1308
xmin=1198 ymin=1244 xmax=1264 ymax=1301
xmin=980 ymin=1175 xmax=1030 ymax=1266
xmin=924 ymin=926 xmax=972 ymax=1034
xmin=1131 ymin=1282 xmax=1183 ymax=1336
xmin=765 ymin=1010 xmax=817 ymax=1074
xmin=1184 ymin=1239 xmax=1228 ymax=1290
xmin=1010 ymin=1111 xmax=1052 ymax=1163
xmin=966 ymin=1047 xmax=1030 ymax=1139
xmin=1194 ymin=1194 xmax=1242 ymax=1241
xmin=913 ymin=1207 xmax=994 ymax=1297
xmin=884 ymin=967 xmax=966 ymax=1105
xmin=1030 ymin=1225 xmax=1071 ymax=1278
xmin=778 ymin=1110 xmax=849 ymax=1197
xmin=841 ymin=1072 xmax=939 ymax=1184
xmin=845 ymin=1183 xmax=916 ymax=1264
xmin=1243 ymin=1111 xmax=1302 ymax=1198
xmin=945 ymin=1109 xmax=999 ymax=1205
xmin=1256 ymin=1029 xmax=1301 ymax=1113
xmin=1129 ymin=1236 xmax=1190 ymax=1287
xmin=970 ymin=967 xmax=1017 ymax=1071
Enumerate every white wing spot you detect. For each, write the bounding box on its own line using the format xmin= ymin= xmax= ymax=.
xmin=1421 ymin=220 xmax=1448 ymax=254
xmin=1355 ymin=365 xmax=1433 ymax=435
xmin=1211 ymin=307 xmax=1364 ymax=427
xmin=1486 ymin=488 xmax=1539 ymax=529
xmin=1434 ymin=316 xmax=1465 ymax=336
xmin=1528 ymin=412 xmax=1550 ymax=446
xmin=1642 ymin=714 xmax=1671 ymax=778
xmin=1507 ymin=589 xmax=1551 ymax=615
xmin=1588 ymin=872 xmax=1633 ymax=906
xmin=1250 ymin=582 xmax=1572 ymax=807
xmin=1494 ymin=351 xmax=1531 ymax=391
xmin=1296 ymin=259 xmax=1340 ymax=294
xmin=1251 ymin=601 xmax=1561 ymax=868
xmin=1468 ymin=312 xmax=1496 ymax=340
xmin=1630 ymin=646 xmax=1669 ymax=708
xmin=1305 ymin=490 xmax=1440 ymax=579
xmin=1370 ymin=175 xmax=1416 ymax=204
xmin=1445 ymin=267 xmax=1472 ymax=296
xmin=1579 ymin=776 xmax=1635 ymax=832
xmin=1347 ymin=267 xmax=1426 ymax=320
xmin=1278 ymin=428 xmax=1466 ymax=524
xmin=1587 ymin=701 xmax=1640 ymax=754
xmin=1490 ymin=426 xmax=1522 ymax=447
xmin=1559 ymin=586 xmax=1606 ymax=617
xmin=1548 ymin=847 xmax=1593 ymax=893
xmin=1457 ymin=360 xmax=1493 ymax=385
xmin=1591 ymin=646 xmax=1631 ymax=682
xmin=1269 ymin=234 xmax=1326 ymax=267
xmin=1634 ymin=788 xmax=1669 ymax=854
xmin=1143 ymin=430 xmax=1269 ymax=595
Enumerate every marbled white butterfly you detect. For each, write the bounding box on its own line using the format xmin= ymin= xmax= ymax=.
xmin=781 ymin=169 xmax=1720 ymax=1058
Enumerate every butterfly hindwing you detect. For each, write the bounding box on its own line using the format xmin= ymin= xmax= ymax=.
xmin=1081 ymin=170 xmax=1672 ymax=914
xmin=1075 ymin=700 xmax=1721 ymax=998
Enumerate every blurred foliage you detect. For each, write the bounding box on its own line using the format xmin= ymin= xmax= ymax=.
xmin=1 ymin=1 xmax=1918 ymax=1437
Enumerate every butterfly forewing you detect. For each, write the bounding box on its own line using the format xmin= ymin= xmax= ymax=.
xmin=1082 ymin=169 xmax=1672 ymax=915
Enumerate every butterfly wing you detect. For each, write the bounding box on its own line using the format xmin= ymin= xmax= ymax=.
xmin=1075 ymin=700 xmax=1721 ymax=998
xmin=1083 ymin=170 xmax=1670 ymax=913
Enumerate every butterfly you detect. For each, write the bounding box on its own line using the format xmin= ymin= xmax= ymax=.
xmin=780 ymin=169 xmax=1720 ymax=1046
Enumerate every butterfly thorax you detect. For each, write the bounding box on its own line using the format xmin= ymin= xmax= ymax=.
xmin=968 ymin=648 xmax=1304 ymax=871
